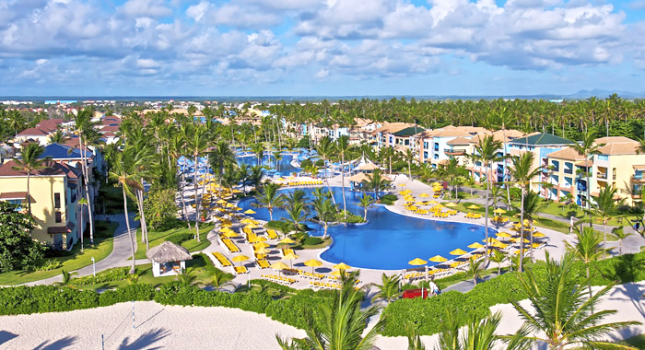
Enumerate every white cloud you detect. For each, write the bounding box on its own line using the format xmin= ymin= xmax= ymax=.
xmin=187 ymin=1 xmax=210 ymax=22
xmin=120 ymin=0 xmax=172 ymax=18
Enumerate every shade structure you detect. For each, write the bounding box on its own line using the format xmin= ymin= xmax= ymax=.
xmin=445 ymin=202 xmax=458 ymax=208
xmin=450 ymin=248 xmax=467 ymax=255
xmin=244 ymin=209 xmax=256 ymax=214
xmin=493 ymin=208 xmax=506 ymax=214
xmin=279 ymin=237 xmax=295 ymax=244
xmin=483 ymin=237 xmax=499 ymax=243
xmin=429 ymin=255 xmax=448 ymax=263
xmin=146 ymin=241 xmax=192 ymax=264
xmin=398 ymin=183 xmax=407 ymax=187
xmin=496 ymin=232 xmax=512 ymax=238
xmin=330 ymin=270 xmax=343 ymax=277
xmin=492 ymin=241 xmax=508 ymax=249
xmin=254 ymin=242 xmax=270 ymax=249
xmin=511 ymin=238 xmax=530 ymax=243
xmin=221 ymin=231 xmax=238 ymax=238
xmin=304 ymin=259 xmax=323 ymax=267
xmin=467 ymin=242 xmax=485 ymax=249
xmin=283 ymin=252 xmax=300 ymax=260
xmin=232 ymin=189 xmax=242 ymax=193
xmin=408 ymin=258 xmax=428 ymax=265
xmin=419 ymin=193 xmax=430 ymax=198
xmin=255 ymin=247 xmax=270 ymax=255
xmin=271 ymin=261 xmax=289 ymax=270
xmin=241 ymin=218 xmax=254 ymax=224
xmin=232 ymin=207 xmax=242 ymax=211
xmin=216 ymin=199 xmax=227 ymax=204
xmin=532 ymin=232 xmax=546 ymax=238
xmin=334 ymin=262 xmax=351 ymax=270
xmin=467 ymin=205 xmax=480 ymax=210
xmin=232 ymin=255 xmax=250 ymax=263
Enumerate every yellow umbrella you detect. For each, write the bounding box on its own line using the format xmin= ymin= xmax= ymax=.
xmin=245 ymin=224 xmax=258 ymax=229
xmin=432 ymin=182 xmax=441 ymax=186
xmin=244 ymin=209 xmax=256 ymax=214
xmin=304 ymin=258 xmax=323 ymax=273
xmin=532 ymin=232 xmax=546 ymax=238
xmin=330 ymin=270 xmax=343 ymax=277
xmin=241 ymin=218 xmax=254 ymax=224
xmin=496 ymin=232 xmax=512 ymax=238
xmin=493 ymin=208 xmax=506 ymax=214
xmin=216 ymin=199 xmax=227 ymax=204
xmin=231 ymin=255 xmax=250 ymax=266
xmin=419 ymin=193 xmax=430 ymax=198
xmin=232 ymin=207 xmax=242 ymax=211
xmin=255 ymin=247 xmax=270 ymax=255
xmin=279 ymin=237 xmax=295 ymax=244
xmin=408 ymin=258 xmax=428 ymax=266
xmin=271 ymin=261 xmax=289 ymax=271
xmin=483 ymin=237 xmax=499 ymax=243
xmin=445 ymin=202 xmax=458 ymax=208
xmin=248 ymin=235 xmax=262 ymax=243
xmin=492 ymin=241 xmax=508 ymax=249
xmin=254 ymin=242 xmax=270 ymax=249
xmin=232 ymin=189 xmax=242 ymax=193
xmin=511 ymin=238 xmax=530 ymax=243
xmin=221 ymin=231 xmax=238 ymax=238
xmin=467 ymin=205 xmax=480 ymax=210
xmin=398 ymin=183 xmax=407 ymax=187
xmin=283 ymin=251 xmax=300 ymax=268
xmin=429 ymin=255 xmax=448 ymax=263
xmin=334 ymin=262 xmax=351 ymax=270
xmin=225 ymin=203 xmax=235 ymax=208
xmin=450 ymin=249 xmax=467 ymax=255
xmin=467 ymin=242 xmax=485 ymax=249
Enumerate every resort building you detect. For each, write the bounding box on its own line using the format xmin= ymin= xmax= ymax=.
xmin=591 ymin=137 xmax=645 ymax=206
xmin=0 ymin=160 xmax=84 ymax=249
xmin=468 ymin=129 xmax=525 ymax=184
xmin=374 ymin=122 xmax=423 ymax=150
xmin=544 ymin=147 xmax=588 ymax=203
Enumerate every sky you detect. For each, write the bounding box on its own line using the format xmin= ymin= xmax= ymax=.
xmin=0 ymin=0 xmax=644 ymax=97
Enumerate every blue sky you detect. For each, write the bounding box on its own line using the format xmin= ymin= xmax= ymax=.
xmin=0 ymin=0 xmax=644 ymax=97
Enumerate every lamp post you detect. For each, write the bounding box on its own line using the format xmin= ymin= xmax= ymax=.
xmin=91 ymin=257 xmax=96 ymax=277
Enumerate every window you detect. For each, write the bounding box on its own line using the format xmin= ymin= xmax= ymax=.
xmin=434 ymin=143 xmax=439 ymax=152
xmin=424 ymin=151 xmax=428 ymax=159
xmin=423 ymin=142 xmax=428 ymax=149
xmin=54 ymin=193 xmax=61 ymax=209
xmin=598 ymin=155 xmax=609 ymax=161
xmin=55 ymin=212 xmax=62 ymax=223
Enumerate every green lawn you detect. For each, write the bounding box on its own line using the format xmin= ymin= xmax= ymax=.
xmin=70 ymin=254 xmax=216 ymax=289
xmin=133 ymin=222 xmax=215 ymax=260
xmin=538 ymin=200 xmax=636 ymax=227
xmin=0 ymin=220 xmax=118 ymax=285
xmin=621 ymin=334 xmax=645 ymax=349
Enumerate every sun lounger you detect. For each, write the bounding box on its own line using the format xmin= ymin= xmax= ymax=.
xmin=256 ymin=259 xmax=270 ymax=269
xmin=234 ymin=266 xmax=248 ymax=275
xmin=266 ymin=229 xmax=278 ymax=240
xmin=211 ymin=252 xmax=232 ymax=267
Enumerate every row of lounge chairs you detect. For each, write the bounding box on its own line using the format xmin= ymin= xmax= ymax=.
xmin=266 ymin=229 xmax=279 ymax=239
xmin=299 ymin=271 xmax=325 ymax=280
xmin=255 ymin=259 xmax=270 ymax=269
xmin=221 ymin=238 xmax=240 ymax=253
xmin=310 ymin=281 xmax=342 ymax=290
xmin=492 ymin=216 xmax=509 ymax=223
xmin=281 ymin=248 xmax=295 ymax=257
xmin=212 ymin=252 xmax=232 ymax=267
xmin=465 ymin=212 xmax=482 ymax=219
xmin=234 ymin=266 xmax=248 ymax=275
xmin=281 ymin=180 xmax=324 ymax=187
xmin=403 ymin=268 xmax=453 ymax=281
xmin=261 ymin=274 xmax=296 ymax=285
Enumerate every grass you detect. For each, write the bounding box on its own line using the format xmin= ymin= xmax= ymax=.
xmin=69 ymin=254 xmax=216 ymax=289
xmin=98 ymin=185 xmax=135 ymax=214
xmin=297 ymin=237 xmax=332 ymax=250
xmin=0 ymin=220 xmax=118 ymax=285
xmin=133 ymin=222 xmax=215 ymax=260
xmin=538 ymin=200 xmax=636 ymax=227
xmin=621 ymin=334 xmax=645 ymax=349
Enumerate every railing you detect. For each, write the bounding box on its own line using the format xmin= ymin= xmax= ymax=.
xmin=564 ymin=169 xmax=573 ymax=175
xmin=597 ymin=173 xmax=607 ymax=180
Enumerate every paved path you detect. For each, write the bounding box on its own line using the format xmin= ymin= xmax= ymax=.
xmin=26 ymin=213 xmax=146 ymax=286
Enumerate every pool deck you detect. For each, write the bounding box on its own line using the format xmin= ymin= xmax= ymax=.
xmin=178 ymin=173 xmax=580 ymax=292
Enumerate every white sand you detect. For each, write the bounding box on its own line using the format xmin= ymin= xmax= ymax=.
xmin=0 ymin=301 xmax=305 ymax=350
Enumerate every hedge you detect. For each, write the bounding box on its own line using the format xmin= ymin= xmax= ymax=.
xmin=380 ymin=251 xmax=645 ymax=336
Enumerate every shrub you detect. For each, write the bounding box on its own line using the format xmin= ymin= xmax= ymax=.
xmin=166 ymin=232 xmax=194 ymax=246
xmin=303 ymin=236 xmax=324 ymax=246
xmin=379 ymin=194 xmax=398 ymax=205
xmin=266 ymin=220 xmax=294 ymax=233
xmin=73 ymin=267 xmax=130 ymax=286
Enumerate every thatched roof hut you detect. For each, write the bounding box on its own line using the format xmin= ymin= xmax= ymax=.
xmin=146 ymin=241 xmax=193 ymax=263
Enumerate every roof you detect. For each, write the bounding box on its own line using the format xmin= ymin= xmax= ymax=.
xmin=99 ymin=125 xmax=120 ymax=133
xmin=509 ymin=133 xmax=574 ymax=146
xmin=374 ymin=122 xmax=417 ymax=134
xmin=0 ymin=191 xmax=28 ymax=200
xmin=357 ymin=163 xmax=380 ymax=171
xmin=48 ymin=222 xmax=75 ymax=234
xmin=392 ymin=126 xmax=424 ymax=137
xmin=447 ymin=137 xmax=471 ymax=145
xmin=146 ymin=241 xmax=193 ymax=263
xmin=41 ymin=144 xmax=83 ymax=160
xmin=575 ymin=160 xmax=594 ymax=167
xmin=0 ymin=160 xmax=74 ymax=177
xmin=595 ymin=136 xmax=636 ymax=145
xmin=547 ymin=147 xmax=585 ymax=161
xmin=347 ymin=172 xmax=391 ymax=183
xmin=36 ymin=119 xmax=64 ymax=132
xmin=597 ymin=142 xmax=640 ymax=156
xmin=16 ymin=127 xmax=49 ymax=137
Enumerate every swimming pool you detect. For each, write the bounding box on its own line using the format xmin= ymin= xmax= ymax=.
xmin=238 ymin=187 xmax=489 ymax=270
xmin=236 ymin=154 xmax=301 ymax=175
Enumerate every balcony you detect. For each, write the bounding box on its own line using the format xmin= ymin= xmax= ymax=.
xmin=444 ymin=149 xmax=466 ymax=156
xmin=633 ymin=175 xmax=645 ymax=183
xmin=577 ymin=184 xmax=587 ymax=192
xmin=597 ymin=173 xmax=607 ymax=180
xmin=564 ymin=168 xmax=573 ymax=175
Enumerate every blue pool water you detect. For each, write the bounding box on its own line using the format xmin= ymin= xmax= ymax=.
xmin=237 ymin=154 xmax=300 ymax=176
xmin=238 ymin=187 xmax=489 ymax=270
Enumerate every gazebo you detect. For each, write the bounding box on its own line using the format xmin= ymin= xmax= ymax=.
xmin=348 ymin=172 xmax=391 ymax=191
xmin=146 ymin=241 xmax=193 ymax=277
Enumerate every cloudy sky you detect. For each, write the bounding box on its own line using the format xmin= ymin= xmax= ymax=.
xmin=0 ymin=0 xmax=644 ymax=96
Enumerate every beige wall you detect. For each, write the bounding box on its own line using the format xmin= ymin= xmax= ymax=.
xmin=0 ymin=175 xmax=72 ymax=245
xmin=593 ymin=154 xmax=645 ymax=206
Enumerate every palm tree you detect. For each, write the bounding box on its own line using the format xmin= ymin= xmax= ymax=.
xmin=109 ymin=146 xmax=150 ymax=274
xmin=210 ymin=268 xmax=235 ymax=291
xmin=508 ymin=252 xmax=639 ymax=349
xmin=508 ymin=152 xmax=541 ymax=271
xmin=273 ymin=151 xmax=283 ymax=171
xmin=283 ymin=200 xmax=308 ymax=235
xmin=571 ymin=131 xmax=603 ymax=211
xmin=469 ymin=135 xmax=503 ymax=255
xmin=443 ymin=157 xmax=464 ymax=199
xmin=12 ymin=143 xmax=50 ymax=216
xmin=489 ymin=250 xmax=506 ymax=276
xmin=362 ymin=168 xmax=389 ymax=200
xmin=276 ymin=272 xmax=382 ymax=350
xmin=309 ymin=198 xmax=337 ymax=240
xmin=176 ymin=270 xmax=197 ymax=286
xmin=436 ymin=309 xmax=530 ymax=350
xmin=358 ymin=194 xmax=375 ymax=221
xmin=253 ymin=183 xmax=284 ymax=221
xmin=370 ymin=273 xmax=400 ymax=303
xmin=77 ymin=197 xmax=88 ymax=252
xmin=609 ymin=226 xmax=633 ymax=255
xmin=336 ymin=135 xmax=350 ymax=217
xmin=406 ymin=324 xmax=426 ymax=350
xmin=251 ymin=142 xmax=265 ymax=166
xmin=404 ymin=148 xmax=415 ymax=181
xmin=517 ymin=190 xmax=544 ymax=261
xmin=189 ymin=124 xmax=209 ymax=242
xmin=209 ymin=140 xmax=237 ymax=196
xmin=48 ymin=129 xmax=67 ymax=144
xmin=73 ymin=108 xmax=99 ymax=247
xmin=565 ymin=227 xmax=605 ymax=303
xmin=593 ymin=186 xmax=624 ymax=255
xmin=316 ymin=137 xmax=336 ymax=205
xmin=467 ymin=258 xmax=484 ymax=285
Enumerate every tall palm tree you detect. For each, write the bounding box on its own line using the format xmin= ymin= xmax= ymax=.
xmin=489 ymin=250 xmax=506 ymax=276
xmin=358 ymin=194 xmax=375 ymax=221
xmin=509 ymin=252 xmax=639 ymax=350
xmin=565 ymin=226 xmax=604 ymax=304
xmin=316 ymin=137 xmax=337 ymax=205
xmin=109 ymin=146 xmax=150 ymax=274
xmin=283 ymin=200 xmax=308 ymax=235
xmin=404 ymin=148 xmax=415 ymax=181
xmin=48 ymin=129 xmax=67 ymax=144
xmin=467 ymin=258 xmax=484 ymax=285
xmin=253 ymin=183 xmax=284 ymax=221
xmin=73 ymin=108 xmax=99 ymax=247
xmin=209 ymin=140 xmax=237 ymax=196
xmin=571 ymin=131 xmax=603 ymax=211
xmin=508 ymin=152 xmax=541 ymax=271
xmin=188 ymin=124 xmax=209 ymax=242
xmin=609 ymin=226 xmax=633 ymax=255
xmin=336 ymin=135 xmax=350 ymax=217
xmin=362 ymin=168 xmax=389 ymax=200
xmin=370 ymin=273 xmax=400 ymax=304
xmin=593 ymin=186 xmax=624 ymax=255
xmin=276 ymin=272 xmax=382 ymax=350
xmin=12 ymin=143 xmax=50 ymax=216
xmin=469 ymin=135 xmax=503 ymax=255
xmin=251 ymin=142 xmax=265 ymax=166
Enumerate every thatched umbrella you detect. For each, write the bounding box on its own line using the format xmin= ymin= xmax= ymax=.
xmin=146 ymin=241 xmax=193 ymax=276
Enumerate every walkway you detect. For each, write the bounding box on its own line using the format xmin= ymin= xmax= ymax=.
xmin=26 ymin=213 xmax=146 ymax=286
